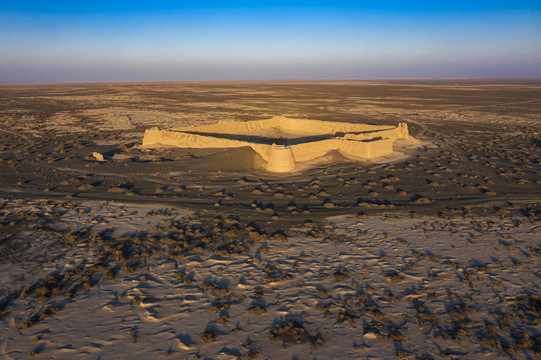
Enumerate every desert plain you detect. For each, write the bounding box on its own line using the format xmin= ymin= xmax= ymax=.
xmin=0 ymin=81 xmax=539 ymax=359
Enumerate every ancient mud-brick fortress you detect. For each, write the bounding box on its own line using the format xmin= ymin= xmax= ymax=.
xmin=143 ymin=116 xmax=410 ymax=172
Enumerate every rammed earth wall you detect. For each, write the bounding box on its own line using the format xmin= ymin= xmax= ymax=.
xmin=142 ymin=117 xmax=410 ymax=172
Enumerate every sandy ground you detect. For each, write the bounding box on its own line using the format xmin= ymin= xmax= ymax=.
xmin=0 ymin=81 xmax=539 ymax=359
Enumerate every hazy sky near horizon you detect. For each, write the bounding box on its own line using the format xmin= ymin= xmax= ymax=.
xmin=1 ymin=1 xmax=540 ymax=82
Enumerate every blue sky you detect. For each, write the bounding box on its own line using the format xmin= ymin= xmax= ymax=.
xmin=1 ymin=1 xmax=540 ymax=82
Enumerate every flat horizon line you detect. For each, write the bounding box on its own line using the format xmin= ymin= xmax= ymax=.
xmin=1 ymin=77 xmax=541 ymax=86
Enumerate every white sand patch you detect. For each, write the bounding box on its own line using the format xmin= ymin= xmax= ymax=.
xmin=1 ymin=213 xmax=538 ymax=359
xmin=80 ymin=109 xmax=134 ymax=131
xmin=0 ymin=199 xmax=191 ymax=301
xmin=78 ymin=108 xmax=226 ymax=131
xmin=41 ymin=125 xmax=86 ymax=133
xmin=46 ymin=113 xmax=80 ymax=126
xmin=48 ymin=200 xmax=189 ymax=238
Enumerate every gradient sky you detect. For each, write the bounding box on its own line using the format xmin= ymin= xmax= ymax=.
xmin=1 ymin=1 xmax=540 ymax=82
